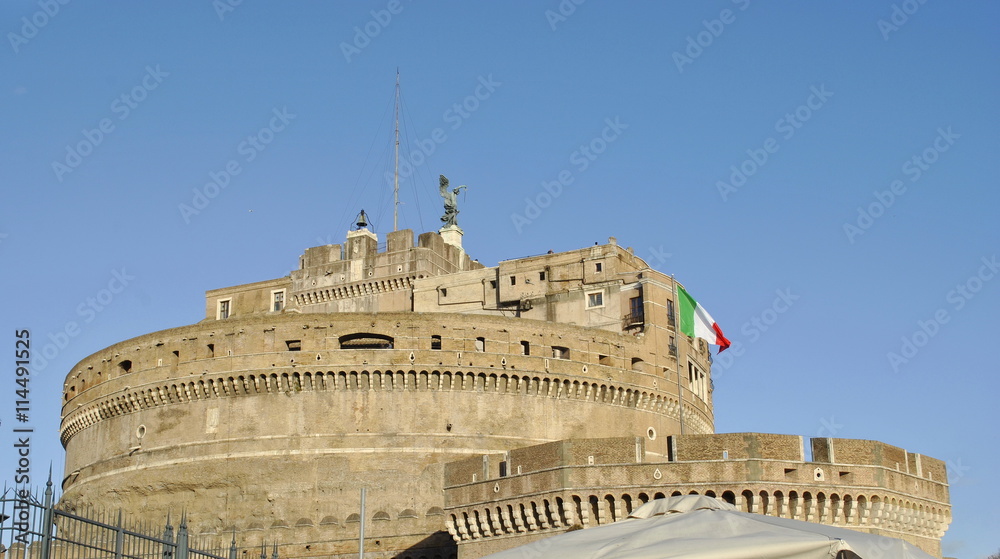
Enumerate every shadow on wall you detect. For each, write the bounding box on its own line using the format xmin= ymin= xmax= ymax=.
xmin=393 ymin=531 xmax=458 ymax=559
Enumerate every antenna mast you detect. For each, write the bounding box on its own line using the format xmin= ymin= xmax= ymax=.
xmin=393 ymin=69 xmax=400 ymax=232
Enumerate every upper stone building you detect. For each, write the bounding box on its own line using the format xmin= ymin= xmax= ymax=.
xmin=58 ymin=225 xmax=950 ymax=559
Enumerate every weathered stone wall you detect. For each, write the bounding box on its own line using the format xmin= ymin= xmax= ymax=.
xmin=60 ymin=307 xmax=711 ymax=558
xmin=445 ymin=436 xmax=951 ymax=558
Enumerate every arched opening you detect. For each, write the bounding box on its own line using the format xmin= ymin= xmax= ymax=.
xmin=339 ymin=333 xmax=394 ymax=349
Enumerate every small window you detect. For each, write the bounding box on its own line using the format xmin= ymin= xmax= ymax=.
xmin=475 ymin=337 xmax=485 ymax=352
xmin=587 ymin=292 xmax=604 ymax=308
xmin=552 ymin=346 xmax=569 ymax=359
xmin=217 ymin=299 xmax=231 ymax=320
xmin=538 ymin=271 xmax=546 ymax=281
xmin=119 ymin=360 xmax=132 ymax=373
xmin=431 ymin=335 xmax=442 ymax=350
xmin=510 ymin=276 xmax=516 ymax=286
xmin=520 ymin=341 xmax=530 ymax=355
xmin=272 ymin=290 xmax=285 ymax=312
xmin=441 ymin=288 xmax=448 ymax=297
xmin=499 ymin=461 xmax=508 ymax=477
xmin=489 ymin=280 xmax=497 ymax=289
xmin=207 ymin=344 xmax=215 ymax=358
xmin=595 ymin=262 xmax=603 ymax=272
xmin=599 ymin=354 xmax=611 ymax=366
xmin=286 ymin=340 xmax=301 ymax=351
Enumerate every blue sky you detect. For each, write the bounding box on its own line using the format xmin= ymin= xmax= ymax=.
xmin=1 ymin=1 xmax=997 ymax=556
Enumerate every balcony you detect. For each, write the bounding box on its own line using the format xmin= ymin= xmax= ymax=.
xmin=622 ymin=311 xmax=644 ymax=329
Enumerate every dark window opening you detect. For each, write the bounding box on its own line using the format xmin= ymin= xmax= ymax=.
xmin=499 ymin=461 xmax=508 ymax=477
xmin=475 ymin=337 xmax=485 ymax=352
xmin=207 ymin=344 xmax=215 ymax=358
xmin=218 ymin=300 xmax=230 ymax=319
xmin=520 ymin=341 xmax=530 ymax=355
xmin=286 ymin=340 xmax=301 ymax=351
xmin=273 ymin=291 xmax=284 ymax=312
xmin=599 ymin=354 xmax=611 ymax=366
xmin=489 ymin=280 xmax=497 ymax=289
xmin=431 ymin=335 xmax=442 ymax=350
xmin=595 ymin=262 xmax=603 ymax=272
xmin=339 ymin=333 xmax=394 ymax=349
xmin=539 ymin=271 xmax=546 ymax=281
xmin=119 ymin=360 xmax=132 ymax=373
xmin=510 ymin=276 xmax=516 ymax=285
xmin=552 ymin=346 xmax=569 ymax=359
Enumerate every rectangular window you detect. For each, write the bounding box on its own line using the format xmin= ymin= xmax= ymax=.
xmin=520 ymin=340 xmax=530 ymax=355
xmin=599 ymin=354 xmax=611 ymax=366
xmin=539 ymin=271 xmax=546 ymax=281
xmin=272 ymin=290 xmax=285 ymax=312
xmin=431 ymin=335 xmax=442 ymax=350
xmin=217 ymin=299 xmax=231 ymax=320
xmin=587 ymin=292 xmax=604 ymax=308
xmin=441 ymin=288 xmax=448 ymax=297
xmin=629 ymin=296 xmax=642 ymax=317
xmin=596 ymin=262 xmax=603 ymax=272
xmin=667 ymin=299 xmax=676 ymax=326
xmin=510 ymin=276 xmax=516 ymax=285
xmin=552 ymin=346 xmax=569 ymax=359
xmin=286 ymin=340 xmax=301 ymax=351
xmin=475 ymin=337 xmax=485 ymax=352
xmin=489 ymin=280 xmax=497 ymax=289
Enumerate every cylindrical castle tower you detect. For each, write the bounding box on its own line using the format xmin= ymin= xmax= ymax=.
xmin=59 ymin=232 xmax=715 ymax=559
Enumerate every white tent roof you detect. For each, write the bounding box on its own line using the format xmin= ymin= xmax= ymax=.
xmin=483 ymin=495 xmax=934 ymax=559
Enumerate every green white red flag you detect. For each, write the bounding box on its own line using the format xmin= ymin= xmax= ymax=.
xmin=677 ymin=285 xmax=731 ymax=353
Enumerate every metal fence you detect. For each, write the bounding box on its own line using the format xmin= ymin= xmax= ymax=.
xmin=0 ymin=478 xmax=276 ymax=559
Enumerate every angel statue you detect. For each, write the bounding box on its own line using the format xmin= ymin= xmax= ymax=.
xmin=439 ymin=175 xmax=467 ymax=227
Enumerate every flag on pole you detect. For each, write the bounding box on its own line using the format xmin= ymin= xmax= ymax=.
xmin=677 ymin=285 xmax=731 ymax=352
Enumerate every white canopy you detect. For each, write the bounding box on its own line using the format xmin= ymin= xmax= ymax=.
xmin=482 ymin=495 xmax=934 ymax=559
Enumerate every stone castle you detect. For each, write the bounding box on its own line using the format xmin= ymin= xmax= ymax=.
xmin=58 ymin=223 xmax=951 ymax=558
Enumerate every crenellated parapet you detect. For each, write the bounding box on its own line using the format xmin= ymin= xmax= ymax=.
xmin=443 ymin=435 xmax=951 ymax=558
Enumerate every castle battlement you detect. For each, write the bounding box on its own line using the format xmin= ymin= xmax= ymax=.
xmin=442 ymin=436 xmax=950 ymax=557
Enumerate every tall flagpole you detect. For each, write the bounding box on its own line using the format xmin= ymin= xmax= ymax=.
xmin=393 ymin=69 xmax=400 ymax=232
xmin=672 ymin=276 xmax=686 ymax=435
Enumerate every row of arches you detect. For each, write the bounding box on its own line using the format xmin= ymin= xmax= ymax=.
xmin=294 ymin=275 xmax=414 ymax=306
xmin=447 ymin=488 xmax=949 ymax=543
xmin=61 ymin=370 xmax=712 ymax=444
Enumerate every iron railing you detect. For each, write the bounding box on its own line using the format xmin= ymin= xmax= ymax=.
xmin=0 ymin=478 xmax=275 ymax=559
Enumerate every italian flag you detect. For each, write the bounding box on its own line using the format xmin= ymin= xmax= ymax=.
xmin=677 ymin=285 xmax=731 ymax=352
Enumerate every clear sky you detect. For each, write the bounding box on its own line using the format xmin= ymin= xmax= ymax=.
xmin=1 ymin=1 xmax=997 ymax=556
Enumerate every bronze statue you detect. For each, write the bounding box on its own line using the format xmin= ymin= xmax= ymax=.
xmin=439 ymin=175 xmax=467 ymax=227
